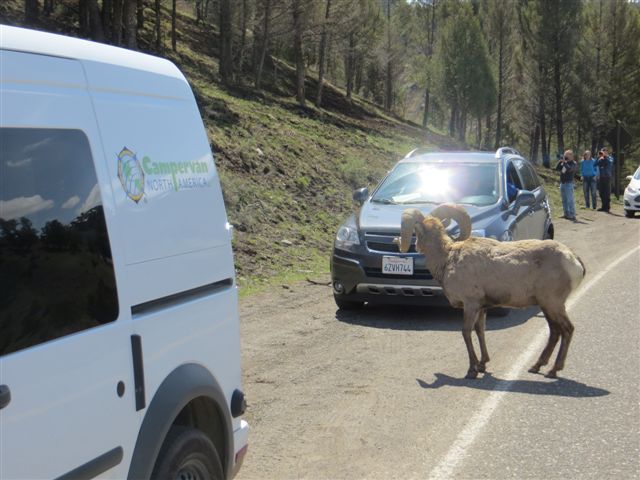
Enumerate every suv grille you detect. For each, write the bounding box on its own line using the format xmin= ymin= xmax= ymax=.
xmin=364 ymin=231 xmax=417 ymax=253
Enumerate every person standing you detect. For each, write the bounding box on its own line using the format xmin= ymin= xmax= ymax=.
xmin=580 ymin=150 xmax=598 ymax=209
xmin=597 ymin=149 xmax=612 ymax=212
xmin=556 ymin=149 xmax=578 ymax=220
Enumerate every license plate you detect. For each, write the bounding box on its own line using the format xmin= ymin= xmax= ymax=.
xmin=382 ymin=256 xmax=413 ymax=275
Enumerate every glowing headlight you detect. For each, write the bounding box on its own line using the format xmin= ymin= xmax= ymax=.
xmin=336 ymin=225 xmax=360 ymax=248
xmin=500 ymin=230 xmax=513 ymax=242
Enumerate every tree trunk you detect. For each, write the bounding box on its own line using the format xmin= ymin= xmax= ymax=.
xmin=495 ymin=22 xmax=504 ymax=149
xmin=101 ymin=0 xmax=112 ymax=40
xmin=112 ymin=0 xmax=124 ymax=45
xmin=43 ymin=0 xmax=54 ymax=16
xmin=422 ymin=87 xmax=430 ymax=128
xmin=315 ymin=0 xmax=332 ymax=107
xmin=449 ymin=105 xmax=457 ymax=137
xmin=155 ymin=0 xmax=162 ymax=53
xmin=124 ymin=0 xmax=138 ymax=49
xmin=219 ymin=0 xmax=233 ymax=82
xmin=255 ymin=0 xmax=272 ymax=89
xmin=238 ymin=0 xmax=248 ymax=74
xmin=137 ymin=0 xmax=144 ymax=29
xmin=531 ymin=123 xmax=541 ymax=165
xmin=292 ymin=0 xmax=306 ymax=106
xmin=345 ymin=31 xmax=356 ymax=101
xmin=384 ymin=0 xmax=393 ymax=112
xmin=25 ymin=0 xmax=39 ymax=25
xmin=172 ymin=0 xmax=177 ymax=52
xmin=553 ymin=55 xmax=564 ymax=153
xmin=86 ymin=0 xmax=105 ymax=42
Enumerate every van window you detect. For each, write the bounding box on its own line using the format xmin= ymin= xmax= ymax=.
xmin=0 ymin=128 xmax=118 ymax=356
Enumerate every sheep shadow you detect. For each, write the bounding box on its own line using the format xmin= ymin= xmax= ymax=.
xmin=335 ymin=305 xmax=541 ymax=332
xmin=417 ymin=372 xmax=609 ymax=398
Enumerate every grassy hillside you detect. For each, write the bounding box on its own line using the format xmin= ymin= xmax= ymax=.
xmin=4 ymin=1 xmax=619 ymax=295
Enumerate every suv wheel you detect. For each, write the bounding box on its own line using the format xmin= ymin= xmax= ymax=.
xmin=333 ymin=294 xmax=364 ymax=310
xmin=152 ymin=426 xmax=223 ymax=480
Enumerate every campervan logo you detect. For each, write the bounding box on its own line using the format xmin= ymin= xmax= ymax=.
xmin=117 ymin=147 xmax=145 ymax=203
xmin=117 ymin=146 xmax=212 ymax=203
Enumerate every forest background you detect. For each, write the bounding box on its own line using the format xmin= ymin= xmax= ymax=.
xmin=2 ymin=0 xmax=639 ymax=291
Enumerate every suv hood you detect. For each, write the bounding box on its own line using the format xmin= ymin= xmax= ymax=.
xmin=358 ymin=202 xmax=501 ymax=232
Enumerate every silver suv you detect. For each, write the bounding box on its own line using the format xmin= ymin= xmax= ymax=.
xmin=331 ymin=148 xmax=554 ymax=309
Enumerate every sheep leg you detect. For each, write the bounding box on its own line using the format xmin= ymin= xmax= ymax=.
xmin=546 ymin=313 xmax=574 ymax=378
xmin=528 ymin=312 xmax=560 ymax=374
xmin=474 ymin=308 xmax=490 ymax=373
xmin=462 ymin=306 xmax=480 ymax=379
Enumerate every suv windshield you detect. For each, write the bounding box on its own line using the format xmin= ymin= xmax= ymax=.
xmin=372 ymin=162 xmax=500 ymax=206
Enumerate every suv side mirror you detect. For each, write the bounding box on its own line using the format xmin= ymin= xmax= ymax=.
xmin=513 ymin=190 xmax=535 ymax=209
xmin=353 ymin=187 xmax=369 ymax=205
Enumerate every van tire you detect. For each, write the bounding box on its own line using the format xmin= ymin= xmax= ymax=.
xmin=152 ymin=426 xmax=224 ymax=480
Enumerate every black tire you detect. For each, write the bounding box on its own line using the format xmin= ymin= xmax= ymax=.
xmin=624 ymin=209 xmax=635 ymax=218
xmin=333 ymin=294 xmax=364 ymax=310
xmin=152 ymin=426 xmax=223 ymax=480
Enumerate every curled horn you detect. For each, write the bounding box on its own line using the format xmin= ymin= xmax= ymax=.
xmin=430 ymin=204 xmax=471 ymax=241
xmin=399 ymin=208 xmax=425 ymax=252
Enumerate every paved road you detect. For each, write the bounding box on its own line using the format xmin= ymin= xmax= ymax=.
xmin=237 ymin=206 xmax=640 ymax=480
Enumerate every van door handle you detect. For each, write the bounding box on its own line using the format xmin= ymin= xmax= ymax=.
xmin=0 ymin=385 xmax=11 ymax=410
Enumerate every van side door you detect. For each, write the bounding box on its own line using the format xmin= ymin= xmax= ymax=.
xmin=0 ymin=50 xmax=136 ymax=479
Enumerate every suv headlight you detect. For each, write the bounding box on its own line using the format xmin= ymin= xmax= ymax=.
xmin=335 ymin=221 xmax=360 ymax=250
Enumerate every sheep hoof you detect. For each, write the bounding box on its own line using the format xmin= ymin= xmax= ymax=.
xmin=544 ymin=370 xmax=558 ymax=379
xmin=477 ymin=363 xmax=487 ymax=373
xmin=528 ymin=365 xmax=541 ymax=374
xmin=465 ymin=369 xmax=478 ymax=379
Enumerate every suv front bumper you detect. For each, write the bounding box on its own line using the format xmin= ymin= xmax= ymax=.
xmin=331 ymin=249 xmax=449 ymax=306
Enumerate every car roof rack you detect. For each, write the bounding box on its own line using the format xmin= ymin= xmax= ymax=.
xmin=495 ymin=147 xmax=521 ymax=158
xmin=404 ymin=148 xmax=431 ymax=158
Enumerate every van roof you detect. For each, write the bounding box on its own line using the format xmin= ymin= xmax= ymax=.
xmin=0 ymin=25 xmax=184 ymax=82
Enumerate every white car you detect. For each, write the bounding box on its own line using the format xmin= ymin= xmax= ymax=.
xmin=624 ymin=166 xmax=640 ymax=218
xmin=0 ymin=25 xmax=248 ymax=479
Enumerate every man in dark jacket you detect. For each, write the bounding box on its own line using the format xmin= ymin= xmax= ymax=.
xmin=596 ymin=148 xmax=612 ymax=212
xmin=556 ymin=149 xmax=577 ymax=220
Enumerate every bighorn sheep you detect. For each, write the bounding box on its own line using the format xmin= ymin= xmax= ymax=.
xmin=399 ymin=204 xmax=586 ymax=379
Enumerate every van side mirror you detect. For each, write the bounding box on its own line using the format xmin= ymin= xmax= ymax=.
xmin=513 ymin=190 xmax=535 ymax=210
xmin=352 ymin=187 xmax=369 ymax=205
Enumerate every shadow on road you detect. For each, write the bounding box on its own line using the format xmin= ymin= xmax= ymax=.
xmin=417 ymin=372 xmax=609 ymax=398
xmin=336 ymin=305 xmax=542 ymax=332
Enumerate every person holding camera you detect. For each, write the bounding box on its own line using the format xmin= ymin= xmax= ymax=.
xmin=556 ymin=149 xmax=578 ymax=221
xmin=597 ymin=148 xmax=612 ymax=212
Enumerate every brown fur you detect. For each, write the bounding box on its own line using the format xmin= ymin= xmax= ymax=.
xmin=400 ymin=206 xmax=585 ymax=379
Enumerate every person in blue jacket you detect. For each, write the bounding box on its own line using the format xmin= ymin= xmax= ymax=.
xmin=580 ymin=150 xmax=598 ymax=210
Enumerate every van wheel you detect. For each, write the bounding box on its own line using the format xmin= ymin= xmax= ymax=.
xmin=152 ymin=426 xmax=223 ymax=480
xmin=625 ymin=209 xmax=635 ymax=218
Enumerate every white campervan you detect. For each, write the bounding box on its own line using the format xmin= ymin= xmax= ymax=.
xmin=0 ymin=25 xmax=248 ymax=479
